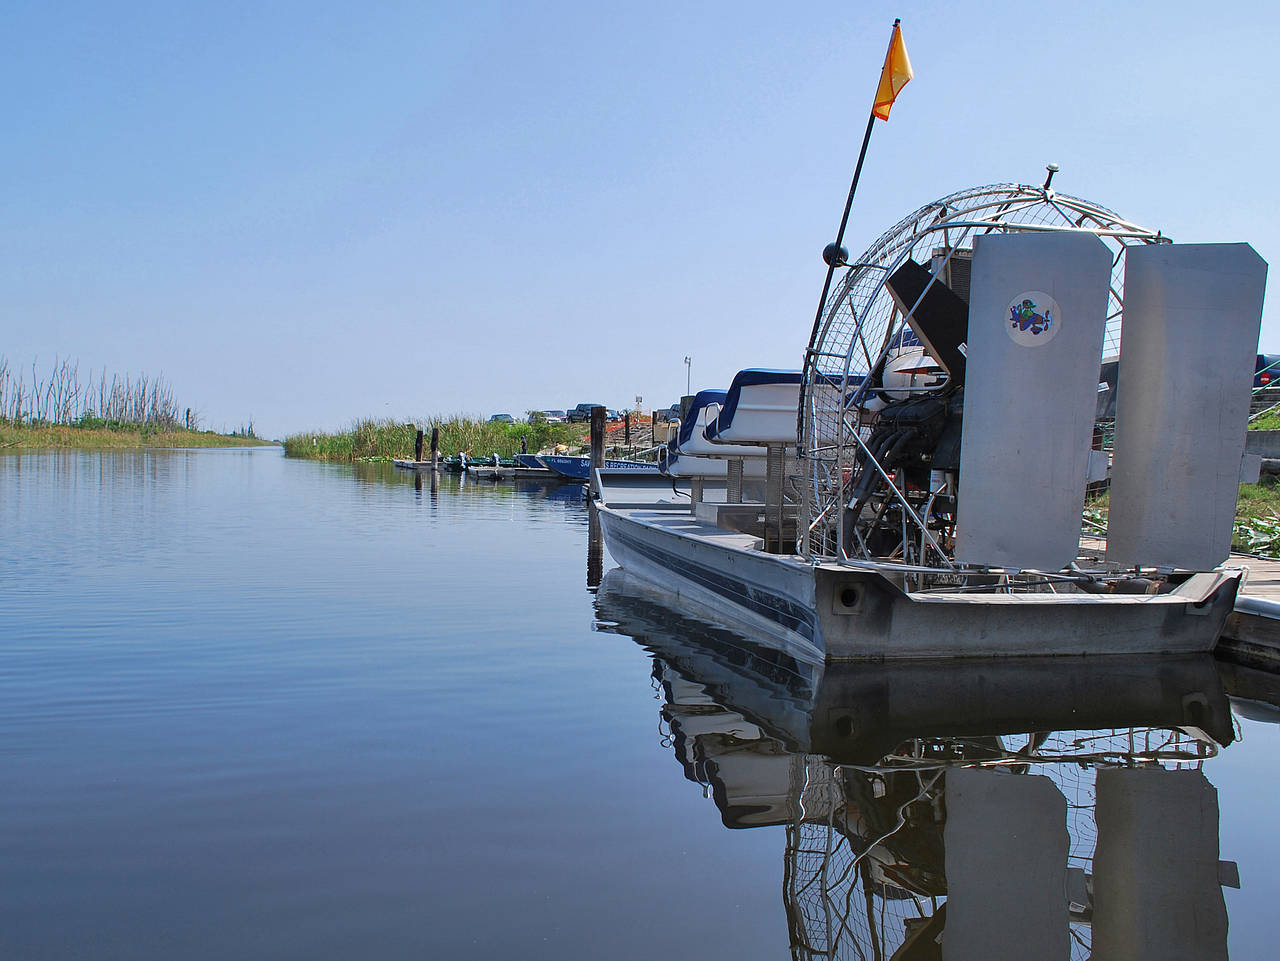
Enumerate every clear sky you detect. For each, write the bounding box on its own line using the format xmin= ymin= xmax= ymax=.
xmin=3 ymin=0 xmax=1276 ymax=438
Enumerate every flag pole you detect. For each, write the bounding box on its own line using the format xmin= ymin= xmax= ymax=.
xmin=809 ymin=18 xmax=903 ymax=334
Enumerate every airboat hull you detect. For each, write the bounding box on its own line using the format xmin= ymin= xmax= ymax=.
xmin=597 ymin=504 xmax=1241 ymax=661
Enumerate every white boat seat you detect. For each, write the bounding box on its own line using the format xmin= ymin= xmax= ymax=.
xmin=663 ymin=450 xmax=768 ymax=478
xmin=674 ymin=389 xmax=765 ymax=459
xmin=704 ymin=369 xmax=802 ymax=446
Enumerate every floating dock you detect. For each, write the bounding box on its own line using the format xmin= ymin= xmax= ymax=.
xmin=1221 ymin=554 xmax=1280 ymax=666
xmin=465 ymin=465 xmax=559 ymax=481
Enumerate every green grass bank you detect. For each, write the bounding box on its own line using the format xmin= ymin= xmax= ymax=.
xmin=1088 ymin=481 xmax=1280 ymax=556
xmin=1250 ymin=409 xmax=1280 ymax=431
xmin=282 ymin=417 xmax=590 ymax=463
xmin=0 ymin=420 xmax=274 ymax=450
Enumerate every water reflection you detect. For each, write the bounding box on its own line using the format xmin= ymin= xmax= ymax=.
xmin=595 ymin=569 xmax=1256 ymax=961
xmin=353 ymin=462 xmax=588 ymax=518
xmin=587 ymin=503 xmax=604 ymax=590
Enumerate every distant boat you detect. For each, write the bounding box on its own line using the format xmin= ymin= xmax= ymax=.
xmin=395 ymin=454 xmax=522 ymax=473
xmin=465 ymin=464 xmax=556 ymax=481
xmin=539 ymin=455 xmax=661 ymax=481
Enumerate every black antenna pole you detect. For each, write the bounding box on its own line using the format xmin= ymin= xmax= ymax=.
xmin=810 ymin=18 xmax=900 ymax=335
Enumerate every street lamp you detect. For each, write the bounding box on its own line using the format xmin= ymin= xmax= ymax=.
xmin=684 ymin=356 xmax=692 ymax=396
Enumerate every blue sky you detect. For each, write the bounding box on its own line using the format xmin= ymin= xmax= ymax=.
xmin=2 ymin=0 xmax=1275 ymax=437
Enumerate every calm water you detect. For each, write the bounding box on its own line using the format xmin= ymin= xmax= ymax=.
xmin=1 ymin=447 xmax=1277 ymax=959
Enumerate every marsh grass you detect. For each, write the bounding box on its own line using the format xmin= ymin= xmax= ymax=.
xmin=0 ymin=355 xmax=192 ymax=429
xmin=282 ymin=416 xmax=590 ymax=462
xmin=0 ymin=421 xmax=272 ymax=450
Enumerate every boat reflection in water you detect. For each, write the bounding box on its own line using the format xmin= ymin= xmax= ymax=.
xmin=595 ymin=568 xmax=1250 ymax=961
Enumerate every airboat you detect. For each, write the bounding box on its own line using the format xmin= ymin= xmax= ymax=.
xmin=595 ymin=175 xmax=1268 ymax=660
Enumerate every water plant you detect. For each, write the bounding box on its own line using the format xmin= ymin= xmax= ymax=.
xmin=282 ymin=416 xmax=590 ymax=462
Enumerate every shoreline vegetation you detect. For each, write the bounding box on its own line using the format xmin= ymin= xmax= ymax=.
xmin=1089 ymin=483 xmax=1280 ymax=557
xmin=287 ymin=414 xmax=1280 ymax=555
xmin=282 ymin=416 xmax=598 ymax=462
xmin=0 ymin=355 xmax=267 ymax=450
xmin=0 ymin=421 xmax=273 ymax=450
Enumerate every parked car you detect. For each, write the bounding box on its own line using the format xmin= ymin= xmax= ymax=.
xmin=488 ymin=413 xmax=515 ymax=424
xmin=1255 ymin=354 xmax=1280 ymax=388
xmin=528 ymin=409 xmax=565 ymax=424
xmin=654 ymin=404 xmax=682 ymax=423
xmin=566 ymin=403 xmax=606 ymax=423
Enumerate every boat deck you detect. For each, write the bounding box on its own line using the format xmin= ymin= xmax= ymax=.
xmin=615 ymin=507 xmax=767 ymax=553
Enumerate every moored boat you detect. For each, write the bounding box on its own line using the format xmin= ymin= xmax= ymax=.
xmin=466 ymin=463 xmax=558 ymax=480
xmin=540 ymin=454 xmax=662 ymax=481
xmin=597 ymin=178 xmax=1267 ymax=660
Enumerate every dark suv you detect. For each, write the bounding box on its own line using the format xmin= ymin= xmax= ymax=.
xmin=566 ymin=403 xmax=605 ymax=423
xmin=1256 ymin=354 xmax=1280 ymax=388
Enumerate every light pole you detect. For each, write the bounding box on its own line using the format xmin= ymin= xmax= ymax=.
xmin=684 ymin=356 xmax=692 ymax=396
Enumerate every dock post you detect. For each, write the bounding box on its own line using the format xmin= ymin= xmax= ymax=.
xmin=414 ymin=429 xmax=424 ymax=463
xmin=623 ymin=412 xmax=630 ymax=449
xmin=430 ymin=427 xmax=439 ymax=469
xmin=765 ymin=442 xmax=785 ymax=553
xmin=727 ymin=459 xmax=743 ymax=504
xmin=590 ymin=406 xmax=606 ymax=497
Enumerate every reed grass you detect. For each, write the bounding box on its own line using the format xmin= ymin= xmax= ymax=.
xmin=0 ymin=421 xmax=272 ymax=450
xmin=0 ymin=355 xmax=202 ymax=429
xmin=282 ymin=416 xmax=591 ymax=462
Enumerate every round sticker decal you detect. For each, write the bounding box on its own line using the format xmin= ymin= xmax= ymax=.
xmin=1006 ymin=290 xmax=1061 ymax=347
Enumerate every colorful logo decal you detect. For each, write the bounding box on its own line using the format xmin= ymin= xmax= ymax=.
xmin=1006 ymin=290 xmax=1061 ymax=347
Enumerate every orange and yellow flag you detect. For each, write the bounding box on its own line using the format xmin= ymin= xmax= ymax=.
xmin=871 ymin=23 xmax=913 ymax=121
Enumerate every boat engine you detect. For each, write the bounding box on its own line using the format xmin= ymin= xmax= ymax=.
xmin=844 ymin=385 xmax=961 ymax=558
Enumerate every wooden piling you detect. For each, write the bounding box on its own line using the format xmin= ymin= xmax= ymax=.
xmin=414 ymin=429 xmax=424 ymax=463
xmin=623 ymin=412 xmax=630 ymax=447
xmin=589 ymin=406 xmax=606 ymax=496
xmin=430 ymin=427 xmax=440 ymax=469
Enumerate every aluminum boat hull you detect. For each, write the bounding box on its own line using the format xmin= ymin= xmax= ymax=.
xmin=597 ymin=504 xmax=1240 ymax=661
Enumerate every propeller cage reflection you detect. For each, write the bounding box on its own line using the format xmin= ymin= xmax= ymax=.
xmin=600 ymin=569 xmax=1239 ymax=961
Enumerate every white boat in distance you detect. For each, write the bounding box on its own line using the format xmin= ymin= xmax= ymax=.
xmin=597 ymin=178 xmax=1268 ymax=662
